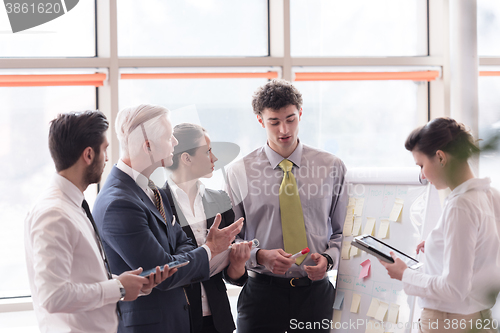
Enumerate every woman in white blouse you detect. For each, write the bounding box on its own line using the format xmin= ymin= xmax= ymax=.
xmin=380 ymin=117 xmax=500 ymax=333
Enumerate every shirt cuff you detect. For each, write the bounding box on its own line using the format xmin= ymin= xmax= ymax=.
xmin=201 ymin=244 xmax=212 ymax=261
xmin=402 ymin=267 xmax=420 ymax=286
xmin=102 ymin=279 xmax=122 ymax=304
xmin=249 ymin=248 xmax=261 ymax=268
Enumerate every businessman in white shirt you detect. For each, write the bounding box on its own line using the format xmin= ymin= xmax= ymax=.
xmin=25 ymin=111 xmax=176 ymax=333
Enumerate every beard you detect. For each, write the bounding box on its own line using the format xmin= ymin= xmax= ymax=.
xmin=84 ymin=156 xmax=103 ymax=185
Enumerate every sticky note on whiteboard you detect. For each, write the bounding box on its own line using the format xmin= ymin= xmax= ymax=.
xmin=354 ymin=198 xmax=365 ymax=216
xmin=343 ymin=206 xmax=355 ymax=236
xmin=333 ymin=310 xmax=342 ymax=326
xmin=363 ymin=217 xmax=376 ymax=236
xmin=377 ymin=219 xmax=390 ymax=239
xmin=350 ymin=246 xmax=359 ymax=258
xmin=389 ymin=198 xmax=404 ymax=222
xmin=341 ymin=242 xmax=351 ymax=260
xmin=366 ymin=298 xmax=380 ymax=318
xmin=387 ymin=303 xmax=400 ymax=324
xmin=351 ymin=293 xmax=361 ymax=313
xmin=374 ymin=301 xmax=389 ymax=321
xmin=359 ymin=259 xmax=371 ymax=279
xmin=352 ymin=217 xmax=362 ymax=236
xmin=333 ymin=290 xmax=344 ymax=310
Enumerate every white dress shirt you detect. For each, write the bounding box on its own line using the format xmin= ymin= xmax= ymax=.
xmin=168 ymin=178 xmax=212 ymax=317
xmin=25 ymin=173 xmax=121 ymax=333
xmin=402 ymin=178 xmax=500 ymax=314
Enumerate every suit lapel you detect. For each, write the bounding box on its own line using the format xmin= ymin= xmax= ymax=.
xmin=111 ymin=167 xmax=175 ymax=249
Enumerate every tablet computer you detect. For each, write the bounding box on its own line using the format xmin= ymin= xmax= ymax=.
xmin=140 ymin=258 xmax=190 ymax=277
xmin=351 ymin=235 xmax=423 ymax=270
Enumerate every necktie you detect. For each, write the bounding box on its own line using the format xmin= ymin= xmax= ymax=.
xmin=82 ymin=199 xmax=113 ymax=280
xmin=82 ymin=199 xmax=122 ymax=317
xmin=278 ymin=159 xmax=308 ymax=265
xmin=148 ymin=180 xmax=167 ymax=223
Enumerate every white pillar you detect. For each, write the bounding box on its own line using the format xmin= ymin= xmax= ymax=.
xmin=449 ymin=0 xmax=479 ymax=173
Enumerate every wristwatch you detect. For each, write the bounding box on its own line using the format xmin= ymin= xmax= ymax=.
xmin=320 ymin=253 xmax=334 ymax=272
xmin=115 ymin=279 xmax=126 ymax=301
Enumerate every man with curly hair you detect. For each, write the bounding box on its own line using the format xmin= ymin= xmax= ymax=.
xmin=225 ymin=79 xmax=349 ymax=332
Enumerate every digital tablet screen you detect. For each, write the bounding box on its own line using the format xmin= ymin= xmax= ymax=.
xmin=360 ymin=236 xmax=420 ymax=267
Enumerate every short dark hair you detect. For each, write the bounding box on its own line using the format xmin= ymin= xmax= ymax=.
xmin=167 ymin=123 xmax=206 ymax=171
xmin=405 ymin=117 xmax=479 ymax=160
xmin=251 ymin=79 xmax=303 ymax=115
xmin=49 ymin=111 xmax=109 ymax=172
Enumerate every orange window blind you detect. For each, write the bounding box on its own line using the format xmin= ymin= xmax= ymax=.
xmin=294 ymin=71 xmax=440 ymax=81
xmin=120 ymin=72 xmax=279 ymax=80
xmin=0 ymin=73 xmax=106 ymax=87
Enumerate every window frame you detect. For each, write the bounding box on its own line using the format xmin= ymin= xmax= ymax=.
xmin=1 ymin=0 xmax=497 ymax=312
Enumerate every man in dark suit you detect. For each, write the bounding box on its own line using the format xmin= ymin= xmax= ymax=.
xmin=93 ymin=104 xmax=243 ymax=333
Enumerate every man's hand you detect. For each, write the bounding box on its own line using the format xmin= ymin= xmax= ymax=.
xmin=256 ymin=249 xmax=295 ymax=275
xmin=140 ymin=265 xmax=178 ymax=295
xmin=117 ymin=268 xmax=149 ymax=301
xmin=303 ymin=253 xmax=327 ymax=281
xmin=416 ymin=241 xmax=425 ymax=254
xmin=205 ymin=214 xmax=244 ymax=257
xmin=378 ymin=252 xmax=407 ymax=281
xmin=227 ymin=241 xmax=252 ymax=280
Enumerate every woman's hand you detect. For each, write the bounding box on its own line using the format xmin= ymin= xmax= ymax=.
xmin=379 ymin=252 xmax=407 ymax=281
xmin=416 ymin=241 xmax=425 ymax=254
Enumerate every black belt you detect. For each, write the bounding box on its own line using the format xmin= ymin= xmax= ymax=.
xmin=248 ymin=270 xmax=320 ymax=288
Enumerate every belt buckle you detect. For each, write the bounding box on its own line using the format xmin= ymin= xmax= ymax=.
xmin=290 ymin=277 xmax=297 ymax=287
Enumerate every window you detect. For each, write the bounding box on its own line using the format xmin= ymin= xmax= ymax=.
xmin=478 ymin=75 xmax=500 ymax=189
xmin=290 ymin=0 xmax=428 ymax=57
xmin=294 ymin=78 xmax=424 ymax=168
xmin=0 ymin=85 xmax=96 ymax=298
xmin=477 ymin=0 xmax=500 ymax=56
xmin=0 ymin=1 xmax=95 ymax=57
xmin=117 ymin=0 xmax=268 ymax=57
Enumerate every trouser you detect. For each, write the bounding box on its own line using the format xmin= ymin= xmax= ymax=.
xmin=419 ymin=308 xmax=498 ymax=333
xmin=236 ymin=273 xmax=335 ymax=333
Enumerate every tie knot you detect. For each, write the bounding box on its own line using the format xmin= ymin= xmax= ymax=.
xmin=148 ymin=180 xmax=157 ymax=190
xmin=278 ymin=159 xmax=293 ymax=172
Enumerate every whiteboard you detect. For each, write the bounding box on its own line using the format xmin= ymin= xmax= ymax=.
xmin=333 ymin=168 xmax=442 ymax=333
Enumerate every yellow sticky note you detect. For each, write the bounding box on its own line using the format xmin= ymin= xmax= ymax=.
xmin=348 ymin=197 xmax=356 ymax=207
xmin=364 ymin=217 xmax=376 ymax=236
xmin=341 ymin=242 xmax=351 ymax=260
xmin=366 ymin=298 xmax=380 ymax=318
xmin=350 ymin=245 xmax=359 ymax=258
xmin=365 ymin=320 xmax=385 ymax=333
xmin=343 ymin=205 xmax=355 ymax=236
xmin=352 ymin=217 xmax=362 ymax=236
xmin=354 ymin=198 xmax=365 ymax=216
xmin=377 ymin=219 xmax=390 ymax=239
xmin=389 ymin=198 xmax=404 ymax=222
xmin=333 ymin=309 xmax=342 ymax=326
xmin=351 ymin=294 xmax=361 ymax=313
xmin=374 ymin=301 xmax=389 ymax=321
xmin=387 ymin=303 xmax=400 ymax=324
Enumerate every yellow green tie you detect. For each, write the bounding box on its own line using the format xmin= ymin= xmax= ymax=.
xmin=278 ymin=159 xmax=308 ymax=265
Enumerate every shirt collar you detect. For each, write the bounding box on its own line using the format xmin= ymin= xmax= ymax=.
xmin=167 ymin=177 xmax=206 ymax=199
xmin=53 ymin=173 xmax=84 ymax=208
xmin=117 ymin=159 xmax=151 ymax=192
xmin=264 ymin=140 xmax=303 ymax=169
xmin=446 ymin=177 xmax=491 ymax=201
